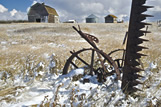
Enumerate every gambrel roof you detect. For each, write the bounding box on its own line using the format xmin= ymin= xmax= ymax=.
xmin=28 ymin=3 xmax=58 ymax=16
xmin=44 ymin=5 xmax=58 ymax=16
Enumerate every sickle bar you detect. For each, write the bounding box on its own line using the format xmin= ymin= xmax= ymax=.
xmin=121 ymin=0 xmax=153 ymax=94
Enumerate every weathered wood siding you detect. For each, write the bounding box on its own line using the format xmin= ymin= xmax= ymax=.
xmin=105 ymin=16 xmax=114 ymax=23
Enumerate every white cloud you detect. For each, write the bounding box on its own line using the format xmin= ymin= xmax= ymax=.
xmin=44 ymin=0 xmax=161 ymax=22
xmin=10 ymin=9 xmax=18 ymax=16
xmin=32 ymin=1 xmax=38 ymax=5
xmin=108 ymin=8 xmax=115 ymax=14
xmin=80 ymin=2 xmax=104 ymax=14
xmin=0 ymin=4 xmax=27 ymax=20
xmin=27 ymin=1 xmax=38 ymax=12
xmin=0 ymin=4 xmax=8 ymax=13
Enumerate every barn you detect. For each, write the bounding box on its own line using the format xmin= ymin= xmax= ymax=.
xmin=105 ymin=14 xmax=117 ymax=23
xmin=27 ymin=3 xmax=59 ymax=23
xmin=86 ymin=14 xmax=99 ymax=23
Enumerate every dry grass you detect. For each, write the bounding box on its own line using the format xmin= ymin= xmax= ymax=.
xmin=0 ymin=22 xmax=160 ymax=75
xmin=0 ymin=23 xmax=160 ymax=106
xmin=0 ymin=86 xmax=25 ymax=103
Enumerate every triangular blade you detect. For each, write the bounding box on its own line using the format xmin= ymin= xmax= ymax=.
xmin=132 ymin=87 xmax=142 ymax=92
xmin=132 ymin=80 xmax=143 ymax=86
xmin=135 ymin=14 xmax=154 ymax=22
xmin=138 ymin=38 xmax=149 ymax=42
xmin=128 ymin=60 xmax=140 ymax=66
xmin=135 ymin=22 xmax=152 ymax=30
xmin=137 ymin=38 xmax=149 ymax=44
xmin=129 ymin=53 xmax=147 ymax=59
xmin=130 ymin=38 xmax=149 ymax=45
xmin=142 ymin=5 xmax=154 ymax=8
xmin=133 ymin=30 xmax=151 ymax=38
xmin=131 ymin=46 xmax=148 ymax=52
xmin=140 ymin=22 xmax=152 ymax=25
xmin=137 ymin=46 xmax=149 ymax=49
xmin=141 ymin=14 xmax=154 ymax=17
xmin=137 ymin=53 xmax=147 ymax=56
xmin=135 ymin=5 xmax=153 ymax=13
xmin=133 ymin=74 xmax=144 ymax=79
xmin=131 ymin=67 xmax=144 ymax=72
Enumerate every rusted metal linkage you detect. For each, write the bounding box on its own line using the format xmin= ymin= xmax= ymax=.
xmin=73 ymin=26 xmax=99 ymax=50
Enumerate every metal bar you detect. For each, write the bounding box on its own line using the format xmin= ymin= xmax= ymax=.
xmin=145 ymin=26 xmax=148 ymax=36
xmin=121 ymin=50 xmax=126 ymax=67
xmin=73 ymin=26 xmax=99 ymax=50
xmin=70 ymin=61 xmax=78 ymax=69
xmin=96 ymin=51 xmax=108 ymax=73
xmin=90 ymin=50 xmax=95 ymax=75
xmin=123 ymin=32 xmax=128 ymax=45
xmin=70 ymin=51 xmax=91 ymax=67
xmin=115 ymin=59 xmax=121 ymax=68
xmin=108 ymin=49 xmax=125 ymax=56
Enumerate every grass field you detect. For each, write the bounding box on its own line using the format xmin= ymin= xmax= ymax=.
xmin=0 ymin=22 xmax=160 ymax=106
xmin=0 ymin=23 xmax=160 ymax=74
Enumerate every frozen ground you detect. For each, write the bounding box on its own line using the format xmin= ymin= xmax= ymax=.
xmin=0 ymin=23 xmax=161 ymax=107
xmin=0 ymin=62 xmax=160 ymax=107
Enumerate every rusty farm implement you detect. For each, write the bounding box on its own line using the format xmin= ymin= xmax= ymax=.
xmin=62 ymin=0 xmax=153 ymax=94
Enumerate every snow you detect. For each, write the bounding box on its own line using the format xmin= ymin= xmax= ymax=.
xmin=1 ymin=41 xmax=8 ymax=45
xmin=149 ymin=62 xmax=157 ymax=69
xmin=0 ymin=62 xmax=160 ymax=107
xmin=11 ymin=41 xmax=19 ymax=45
xmin=64 ymin=68 xmax=84 ymax=77
xmin=48 ymin=43 xmax=66 ymax=48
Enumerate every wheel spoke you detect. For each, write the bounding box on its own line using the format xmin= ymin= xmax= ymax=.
xmin=70 ymin=61 xmax=78 ymax=69
xmin=96 ymin=52 xmax=108 ymax=73
xmin=70 ymin=51 xmax=90 ymax=68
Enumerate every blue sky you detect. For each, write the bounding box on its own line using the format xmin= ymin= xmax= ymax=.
xmin=0 ymin=0 xmax=32 ymax=12
xmin=0 ymin=0 xmax=160 ymax=22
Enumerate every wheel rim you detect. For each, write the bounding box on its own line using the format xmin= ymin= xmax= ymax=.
xmin=63 ymin=48 xmax=121 ymax=80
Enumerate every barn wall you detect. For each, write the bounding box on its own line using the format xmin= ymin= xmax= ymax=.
xmin=54 ymin=16 xmax=59 ymax=23
xmin=48 ymin=14 xmax=55 ymax=23
xmin=105 ymin=17 xmax=114 ymax=23
xmin=48 ymin=15 xmax=59 ymax=23
xmin=28 ymin=15 xmax=48 ymax=22
xmin=28 ymin=16 xmax=35 ymax=22
xmin=28 ymin=3 xmax=48 ymax=22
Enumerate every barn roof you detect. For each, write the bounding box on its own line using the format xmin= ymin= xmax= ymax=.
xmin=86 ymin=14 xmax=98 ymax=19
xmin=44 ymin=5 xmax=59 ymax=16
xmin=28 ymin=3 xmax=59 ymax=16
xmin=105 ymin=14 xmax=117 ymax=18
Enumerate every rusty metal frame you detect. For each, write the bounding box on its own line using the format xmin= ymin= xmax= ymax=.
xmin=63 ymin=26 xmax=121 ymax=80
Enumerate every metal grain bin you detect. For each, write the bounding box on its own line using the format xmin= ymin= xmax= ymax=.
xmin=86 ymin=14 xmax=99 ymax=23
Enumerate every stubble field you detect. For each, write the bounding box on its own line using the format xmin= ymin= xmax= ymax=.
xmin=0 ymin=22 xmax=160 ymax=106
